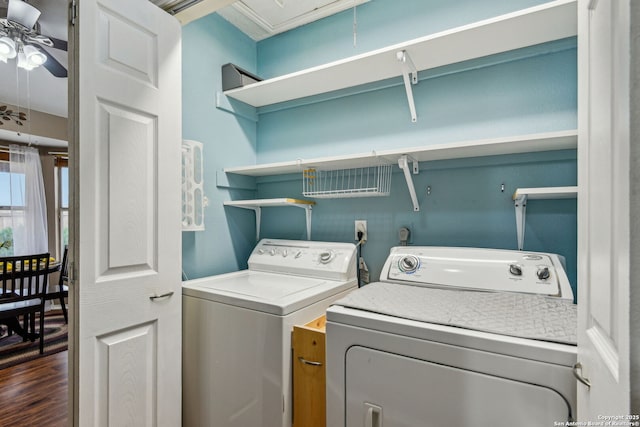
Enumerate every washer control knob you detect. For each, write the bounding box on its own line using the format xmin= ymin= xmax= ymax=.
xmin=257 ymin=249 xmax=265 ymax=255
xmin=537 ymin=267 xmax=551 ymax=280
xmin=282 ymin=250 xmax=288 ymax=257
xmin=270 ymin=249 xmax=277 ymax=256
xmin=295 ymin=251 xmax=302 ymax=259
xmin=319 ymin=251 xmax=334 ymax=264
xmin=399 ymin=255 xmax=420 ymax=273
xmin=509 ymin=264 xmax=523 ymax=276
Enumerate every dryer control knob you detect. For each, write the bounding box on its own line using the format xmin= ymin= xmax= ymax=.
xmin=257 ymin=249 xmax=265 ymax=255
xmin=282 ymin=250 xmax=288 ymax=257
xmin=509 ymin=264 xmax=523 ymax=276
xmin=270 ymin=249 xmax=277 ymax=256
xmin=399 ymin=255 xmax=420 ymax=273
xmin=319 ymin=251 xmax=334 ymax=264
xmin=537 ymin=267 xmax=551 ymax=280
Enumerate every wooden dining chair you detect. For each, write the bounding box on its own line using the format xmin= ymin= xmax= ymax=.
xmin=0 ymin=253 xmax=50 ymax=354
xmin=45 ymin=246 xmax=68 ymax=323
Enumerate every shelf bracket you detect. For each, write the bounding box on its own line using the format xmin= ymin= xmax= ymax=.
xmin=398 ymin=155 xmax=420 ymax=212
xmin=229 ymin=205 xmax=313 ymax=241
xmin=514 ymin=194 xmax=527 ymax=251
xmin=396 ymin=50 xmax=418 ymax=123
xmin=224 ymin=198 xmax=315 ymax=241
xmin=512 ymin=186 xmax=577 ymax=251
xmin=304 ymin=205 xmax=313 ymax=241
xmin=240 ymin=206 xmax=262 ymax=242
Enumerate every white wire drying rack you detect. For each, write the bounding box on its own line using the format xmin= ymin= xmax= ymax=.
xmin=302 ymin=163 xmax=393 ymax=198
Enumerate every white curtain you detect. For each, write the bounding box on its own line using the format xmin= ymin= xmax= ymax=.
xmin=9 ymin=145 xmax=48 ymax=256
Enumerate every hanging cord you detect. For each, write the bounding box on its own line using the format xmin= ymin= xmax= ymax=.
xmin=356 ymin=231 xmax=369 ymax=287
xmin=353 ymin=0 xmax=358 ymax=47
xmin=15 ymin=54 xmax=21 ymax=137
xmin=356 ymin=234 xmax=362 ymax=286
xmin=26 ymin=66 xmax=32 ymax=146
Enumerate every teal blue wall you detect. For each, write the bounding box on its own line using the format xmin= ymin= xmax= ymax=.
xmin=182 ymin=0 xmax=579 ymax=298
xmin=256 ymin=151 xmax=577 ymax=297
xmin=181 ymin=13 xmax=258 ymax=279
xmin=253 ymin=2 xmax=578 ymax=296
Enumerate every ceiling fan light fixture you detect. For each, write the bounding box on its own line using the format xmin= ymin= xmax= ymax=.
xmin=17 ymin=50 xmax=34 ymax=70
xmin=0 ymin=0 xmax=68 ymax=77
xmin=7 ymin=0 xmax=42 ymax=30
xmin=23 ymin=43 xmax=46 ymax=66
xmin=0 ymin=36 xmax=17 ymax=59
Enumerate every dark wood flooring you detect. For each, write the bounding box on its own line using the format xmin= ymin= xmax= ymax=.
xmin=0 ymin=350 xmax=68 ymax=427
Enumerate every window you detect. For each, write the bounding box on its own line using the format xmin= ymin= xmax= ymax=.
xmin=0 ymin=159 xmax=25 ymax=256
xmin=1 ymin=152 xmax=68 ymax=258
xmin=56 ymin=160 xmax=69 ymax=257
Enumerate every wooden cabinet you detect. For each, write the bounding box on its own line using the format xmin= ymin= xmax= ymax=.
xmin=292 ymin=315 xmax=327 ymax=427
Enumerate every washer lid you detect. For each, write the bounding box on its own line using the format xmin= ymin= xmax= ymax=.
xmin=182 ymin=270 xmax=355 ymax=315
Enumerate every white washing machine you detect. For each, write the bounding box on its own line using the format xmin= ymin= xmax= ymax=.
xmin=183 ymin=239 xmax=357 ymax=427
xmin=326 ymin=246 xmax=577 ymax=427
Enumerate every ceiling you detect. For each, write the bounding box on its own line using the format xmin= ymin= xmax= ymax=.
xmin=216 ymin=0 xmax=369 ymax=41
xmin=152 ymin=0 xmax=369 ymax=39
xmin=0 ymin=0 xmax=363 ymax=147
xmin=0 ymin=0 xmax=68 ymax=118
xmin=0 ymin=0 xmax=68 ymax=147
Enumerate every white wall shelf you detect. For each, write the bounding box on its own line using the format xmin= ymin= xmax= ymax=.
xmin=513 ymin=186 xmax=578 ymax=200
xmin=224 ymin=130 xmax=577 ymax=212
xmin=224 ymin=198 xmax=315 ymax=241
xmin=223 ymin=0 xmax=577 ymax=116
xmin=225 ymin=130 xmax=577 ymax=176
xmin=513 ymin=186 xmax=578 ymax=250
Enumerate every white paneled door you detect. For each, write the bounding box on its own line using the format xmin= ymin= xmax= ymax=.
xmin=577 ymin=0 xmax=631 ymax=419
xmin=70 ymin=0 xmax=182 ymax=425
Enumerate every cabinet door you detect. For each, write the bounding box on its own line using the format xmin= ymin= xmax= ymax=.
xmin=292 ymin=317 xmax=326 ymax=427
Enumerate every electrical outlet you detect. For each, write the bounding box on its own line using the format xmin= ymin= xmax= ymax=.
xmin=355 ymin=220 xmax=367 ymax=242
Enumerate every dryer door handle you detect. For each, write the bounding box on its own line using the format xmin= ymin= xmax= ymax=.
xmin=573 ymin=362 xmax=591 ymax=388
xmin=364 ymin=402 xmax=383 ymax=427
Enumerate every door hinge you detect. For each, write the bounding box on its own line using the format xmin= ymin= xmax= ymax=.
xmin=68 ymin=260 xmax=76 ymax=282
xmin=69 ymin=0 xmax=77 ymax=26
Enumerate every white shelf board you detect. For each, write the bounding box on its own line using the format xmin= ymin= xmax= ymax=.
xmin=224 ymin=198 xmax=315 ymax=240
xmin=513 ymin=186 xmax=578 ymax=201
xmin=223 ymin=198 xmax=315 ymax=208
xmin=224 ymin=130 xmax=578 ymax=176
xmin=513 ymin=185 xmax=577 ymax=250
xmin=224 ymin=0 xmax=577 ymax=107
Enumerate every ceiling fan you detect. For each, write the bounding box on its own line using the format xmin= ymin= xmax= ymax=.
xmin=0 ymin=0 xmax=67 ymax=77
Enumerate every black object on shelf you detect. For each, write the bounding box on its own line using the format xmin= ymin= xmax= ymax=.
xmin=222 ymin=63 xmax=262 ymax=91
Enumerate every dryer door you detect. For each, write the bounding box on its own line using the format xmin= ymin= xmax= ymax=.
xmin=345 ymin=346 xmax=571 ymax=427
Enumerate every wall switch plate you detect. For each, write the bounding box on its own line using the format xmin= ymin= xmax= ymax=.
xmin=355 ymin=220 xmax=367 ymax=243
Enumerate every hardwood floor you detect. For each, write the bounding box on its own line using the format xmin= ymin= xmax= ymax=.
xmin=0 ymin=351 xmax=68 ymax=427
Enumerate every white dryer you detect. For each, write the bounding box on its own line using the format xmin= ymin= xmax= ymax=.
xmin=326 ymin=246 xmax=577 ymax=427
xmin=183 ymin=239 xmax=357 ymax=427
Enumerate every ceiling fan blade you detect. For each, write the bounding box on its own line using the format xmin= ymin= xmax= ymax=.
xmin=7 ymin=0 xmax=41 ymax=30
xmin=47 ymin=36 xmax=67 ymax=52
xmin=33 ymin=44 xmax=67 ymax=78
xmin=31 ymin=24 xmax=68 ymax=51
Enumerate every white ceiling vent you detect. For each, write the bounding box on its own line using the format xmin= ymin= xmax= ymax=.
xmin=217 ymin=0 xmax=370 ymax=41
